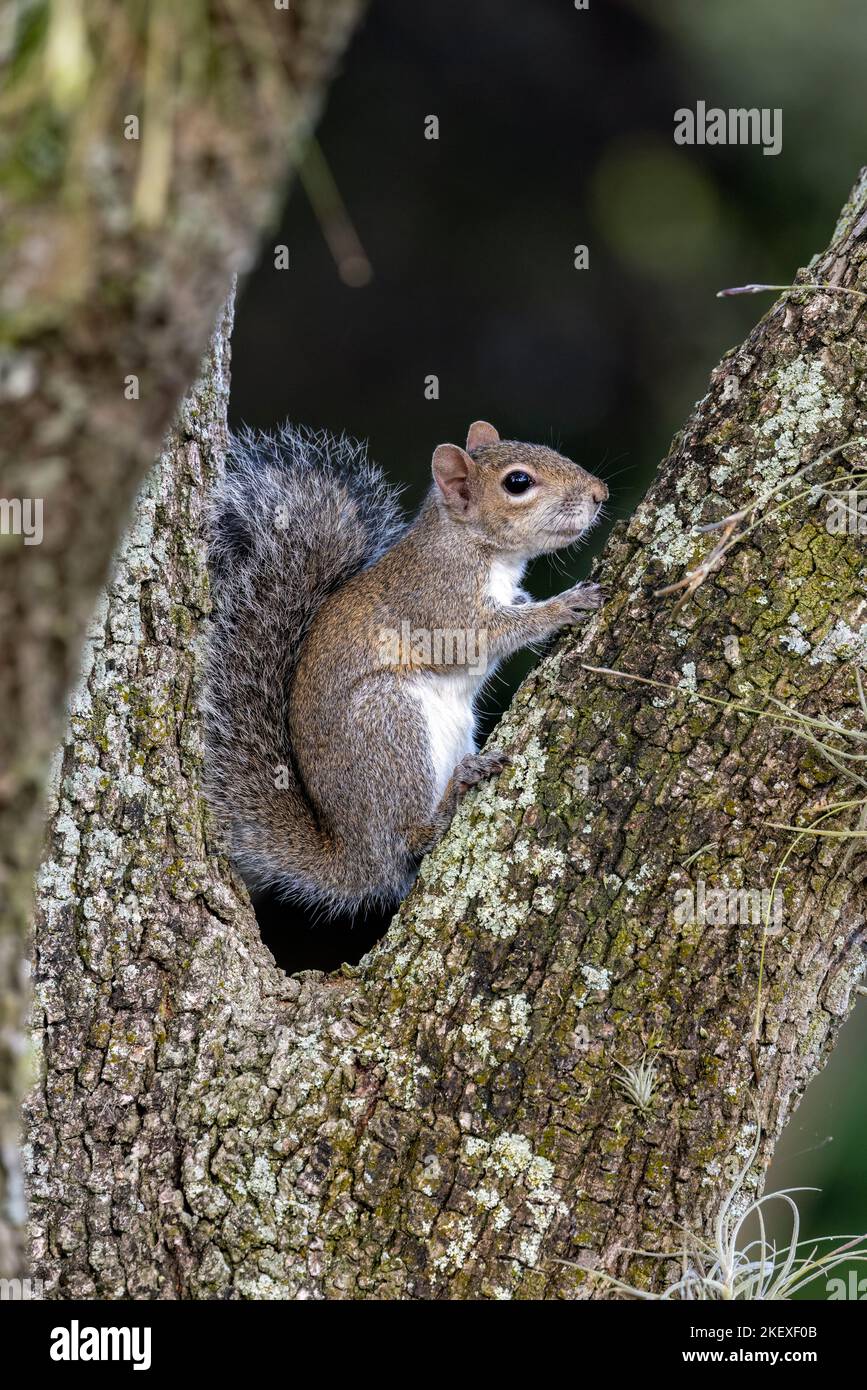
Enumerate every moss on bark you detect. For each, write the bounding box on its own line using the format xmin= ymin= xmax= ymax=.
xmin=0 ymin=0 xmax=367 ymax=1280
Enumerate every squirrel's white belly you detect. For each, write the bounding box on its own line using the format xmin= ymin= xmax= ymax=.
xmin=410 ymin=670 xmax=480 ymax=804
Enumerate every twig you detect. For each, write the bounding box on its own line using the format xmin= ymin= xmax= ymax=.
xmin=717 ymin=281 xmax=867 ymax=302
xmin=654 ymin=518 xmax=739 ymax=611
xmin=652 ymin=440 xmax=867 ymax=608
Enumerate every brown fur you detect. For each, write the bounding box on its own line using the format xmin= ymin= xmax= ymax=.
xmin=204 ymin=420 xmax=607 ymax=919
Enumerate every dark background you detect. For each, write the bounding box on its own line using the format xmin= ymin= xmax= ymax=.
xmin=229 ymin=0 xmax=867 ymax=1281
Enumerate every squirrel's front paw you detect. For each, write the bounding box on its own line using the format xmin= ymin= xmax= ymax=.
xmin=567 ymin=581 xmax=605 ymax=610
xmin=454 ymin=749 xmax=511 ymax=797
xmin=554 ymin=581 xmax=605 ymax=621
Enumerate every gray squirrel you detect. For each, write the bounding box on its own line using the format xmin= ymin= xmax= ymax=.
xmin=203 ymin=419 xmax=607 ymax=918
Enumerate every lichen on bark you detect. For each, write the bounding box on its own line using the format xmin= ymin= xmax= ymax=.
xmin=24 ymin=173 xmax=867 ymax=1300
xmin=0 ymin=0 xmax=368 ymax=1279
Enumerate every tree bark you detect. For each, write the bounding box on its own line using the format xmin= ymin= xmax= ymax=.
xmin=25 ymin=174 xmax=867 ymax=1299
xmin=0 ymin=0 xmax=366 ymax=1279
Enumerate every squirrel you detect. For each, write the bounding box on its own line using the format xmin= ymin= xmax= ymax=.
xmin=203 ymin=419 xmax=607 ymax=919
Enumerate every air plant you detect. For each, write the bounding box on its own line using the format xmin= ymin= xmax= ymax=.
xmin=583 ymin=1117 xmax=867 ymax=1300
xmin=613 ymin=1053 xmax=659 ymax=1113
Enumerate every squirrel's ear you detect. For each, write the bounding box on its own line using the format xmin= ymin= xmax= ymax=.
xmin=432 ymin=444 xmax=474 ymax=512
xmin=466 ymin=420 xmax=500 ymax=451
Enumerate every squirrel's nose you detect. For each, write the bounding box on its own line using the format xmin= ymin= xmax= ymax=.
xmin=589 ymin=479 xmax=609 ymax=504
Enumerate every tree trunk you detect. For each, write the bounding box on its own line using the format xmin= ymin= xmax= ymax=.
xmin=0 ymin=0 xmax=366 ymax=1279
xmin=25 ymin=174 xmax=867 ymax=1299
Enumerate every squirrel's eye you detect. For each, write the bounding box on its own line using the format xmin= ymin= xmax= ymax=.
xmin=502 ymin=471 xmax=535 ymax=495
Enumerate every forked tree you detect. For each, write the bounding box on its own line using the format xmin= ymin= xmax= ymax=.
xmin=1 ymin=2 xmax=865 ymax=1299
xmin=23 ymin=179 xmax=867 ymax=1296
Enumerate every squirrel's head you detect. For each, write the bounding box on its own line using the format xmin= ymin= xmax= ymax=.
xmin=431 ymin=421 xmax=608 ymax=557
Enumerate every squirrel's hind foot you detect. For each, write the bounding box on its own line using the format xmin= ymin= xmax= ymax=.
xmin=453 ymin=749 xmax=511 ymax=797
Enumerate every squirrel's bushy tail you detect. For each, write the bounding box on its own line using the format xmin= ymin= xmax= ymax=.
xmin=203 ymin=424 xmax=404 ymax=912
